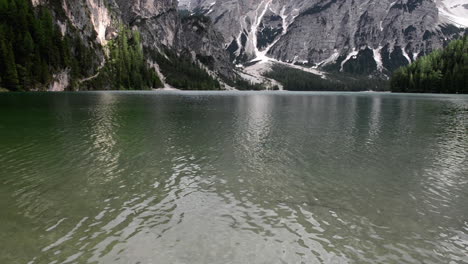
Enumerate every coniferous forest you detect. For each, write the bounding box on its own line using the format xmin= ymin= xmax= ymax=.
xmin=1 ymin=0 xmax=466 ymax=92
xmin=153 ymin=49 xmax=221 ymax=90
xmin=265 ymin=65 xmax=389 ymax=92
xmin=83 ymin=27 xmax=163 ymax=90
xmin=106 ymin=28 xmax=163 ymax=90
xmin=0 ymin=0 xmax=217 ymax=91
xmin=0 ymin=0 xmax=102 ymax=91
xmin=391 ymin=36 xmax=467 ymax=94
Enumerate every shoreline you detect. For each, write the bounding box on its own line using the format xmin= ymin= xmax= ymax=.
xmin=1 ymin=90 xmax=467 ymax=97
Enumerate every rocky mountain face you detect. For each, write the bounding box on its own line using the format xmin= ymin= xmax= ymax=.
xmin=179 ymin=14 xmax=236 ymax=79
xmin=30 ymin=0 xmax=234 ymax=90
xmin=113 ymin=0 xmax=179 ymax=48
xmin=17 ymin=0 xmax=467 ymax=91
xmin=179 ymin=0 xmax=467 ymax=76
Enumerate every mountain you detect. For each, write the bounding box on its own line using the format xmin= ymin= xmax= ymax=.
xmin=0 ymin=0 xmax=235 ymax=91
xmin=179 ymin=0 xmax=467 ymax=80
xmin=0 ymin=0 xmax=466 ymax=91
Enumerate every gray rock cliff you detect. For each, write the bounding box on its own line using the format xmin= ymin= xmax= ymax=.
xmin=180 ymin=0 xmax=467 ymax=75
xmin=34 ymin=0 xmax=234 ymax=89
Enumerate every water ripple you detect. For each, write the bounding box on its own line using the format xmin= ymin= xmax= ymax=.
xmin=0 ymin=92 xmax=467 ymax=263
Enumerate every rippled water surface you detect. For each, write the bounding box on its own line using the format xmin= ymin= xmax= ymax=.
xmin=0 ymin=91 xmax=467 ymax=264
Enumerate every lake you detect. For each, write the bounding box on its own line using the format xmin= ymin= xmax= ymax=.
xmin=0 ymin=91 xmax=467 ymax=264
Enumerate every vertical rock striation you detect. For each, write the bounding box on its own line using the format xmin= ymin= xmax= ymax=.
xmin=32 ymin=0 xmax=234 ymax=89
xmin=181 ymin=0 xmax=467 ymax=76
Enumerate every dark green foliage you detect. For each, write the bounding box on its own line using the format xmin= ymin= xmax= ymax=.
xmin=196 ymin=54 xmax=215 ymax=70
xmin=342 ymin=48 xmax=377 ymax=75
xmin=391 ymin=36 xmax=467 ymax=93
xmin=382 ymin=45 xmax=412 ymax=72
xmin=86 ymin=27 xmax=162 ymax=90
xmin=0 ymin=0 xmax=159 ymax=91
xmin=0 ymin=39 xmax=19 ymax=90
xmin=152 ymin=49 xmax=220 ymax=90
xmin=265 ymin=64 xmax=389 ymax=91
xmin=223 ymin=77 xmax=266 ymax=91
xmin=0 ymin=0 xmax=98 ymax=91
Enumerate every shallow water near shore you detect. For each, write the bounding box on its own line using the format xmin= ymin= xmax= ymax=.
xmin=0 ymin=91 xmax=467 ymax=263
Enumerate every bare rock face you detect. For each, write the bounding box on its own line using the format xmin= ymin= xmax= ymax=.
xmin=58 ymin=0 xmax=112 ymax=44
xmin=37 ymin=0 xmax=234 ymax=88
xmin=52 ymin=0 xmax=181 ymax=49
xmin=180 ymin=15 xmax=236 ymax=79
xmin=181 ymin=0 xmax=467 ymax=75
xmin=37 ymin=0 xmax=466 ymax=89
xmin=113 ymin=0 xmax=179 ymax=48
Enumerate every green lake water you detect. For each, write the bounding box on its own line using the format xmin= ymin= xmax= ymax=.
xmin=0 ymin=91 xmax=467 ymax=263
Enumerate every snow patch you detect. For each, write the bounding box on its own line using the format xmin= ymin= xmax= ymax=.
xmin=251 ymin=0 xmax=273 ymax=61
xmin=234 ymin=31 xmax=244 ymax=57
xmin=340 ymin=49 xmax=359 ymax=72
xmin=207 ymin=2 xmax=217 ymax=14
xmin=436 ymin=0 xmax=468 ymax=27
xmin=372 ymin=46 xmax=383 ymax=71
xmin=401 ymin=47 xmax=412 ymax=64
xmin=315 ymin=50 xmax=340 ymax=68
xmin=389 ymin=1 xmax=398 ymax=8
xmin=279 ymin=6 xmax=299 ymax=34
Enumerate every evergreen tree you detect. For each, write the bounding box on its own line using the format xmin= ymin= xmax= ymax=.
xmin=391 ymin=36 xmax=467 ymax=94
xmin=0 ymin=0 xmax=102 ymax=91
xmin=152 ymin=48 xmax=221 ymax=90
xmin=0 ymin=40 xmax=19 ymax=90
xmin=83 ymin=26 xmax=163 ymax=90
xmin=264 ymin=64 xmax=388 ymax=91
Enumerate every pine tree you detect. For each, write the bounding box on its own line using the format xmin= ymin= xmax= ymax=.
xmin=391 ymin=36 xmax=467 ymax=93
xmin=0 ymin=40 xmax=19 ymax=90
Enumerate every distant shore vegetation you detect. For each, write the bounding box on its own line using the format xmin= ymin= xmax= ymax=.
xmin=391 ymin=36 xmax=467 ymax=94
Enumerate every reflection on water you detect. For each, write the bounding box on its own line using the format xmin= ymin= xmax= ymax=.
xmin=0 ymin=92 xmax=467 ymax=264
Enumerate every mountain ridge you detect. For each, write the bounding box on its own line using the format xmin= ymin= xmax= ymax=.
xmin=180 ymin=0 xmax=467 ymax=79
xmin=0 ymin=0 xmax=466 ymax=91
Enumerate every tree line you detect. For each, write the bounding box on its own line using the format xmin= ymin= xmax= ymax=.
xmin=84 ymin=26 xmax=163 ymax=90
xmin=0 ymin=0 xmax=97 ymax=91
xmin=391 ymin=36 xmax=467 ymax=93
xmin=265 ymin=64 xmax=389 ymax=91
xmin=152 ymin=49 xmax=221 ymax=90
xmin=0 ymin=0 xmax=221 ymax=91
xmin=0 ymin=0 xmax=163 ymax=91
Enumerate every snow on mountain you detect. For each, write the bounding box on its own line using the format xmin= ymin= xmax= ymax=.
xmin=436 ymin=0 xmax=468 ymax=27
xmin=179 ymin=0 xmax=467 ymax=78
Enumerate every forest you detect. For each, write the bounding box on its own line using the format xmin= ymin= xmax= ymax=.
xmin=84 ymin=26 xmax=163 ymax=90
xmin=0 ymin=0 xmax=163 ymax=91
xmin=265 ymin=65 xmax=389 ymax=91
xmin=391 ymin=36 xmax=467 ymax=93
xmin=0 ymin=0 xmax=99 ymax=91
xmin=152 ymin=49 xmax=221 ymax=90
